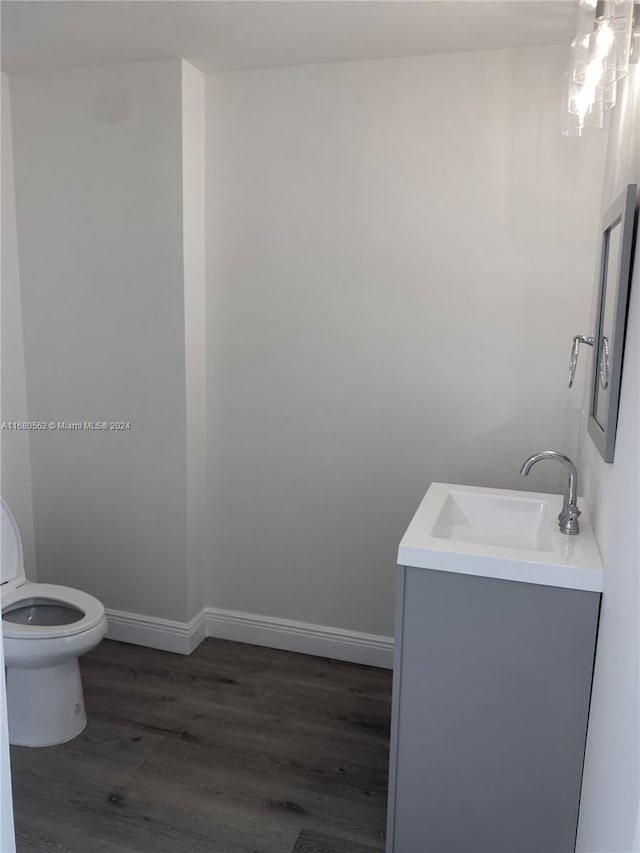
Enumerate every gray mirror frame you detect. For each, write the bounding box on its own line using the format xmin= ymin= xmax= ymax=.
xmin=588 ymin=183 xmax=637 ymax=463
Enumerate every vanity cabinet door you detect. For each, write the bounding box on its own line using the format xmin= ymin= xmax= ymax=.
xmin=386 ymin=566 xmax=600 ymax=853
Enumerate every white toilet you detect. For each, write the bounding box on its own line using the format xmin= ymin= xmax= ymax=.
xmin=1 ymin=497 xmax=107 ymax=747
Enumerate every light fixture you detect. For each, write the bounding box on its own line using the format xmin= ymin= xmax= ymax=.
xmin=562 ymin=0 xmax=639 ymax=135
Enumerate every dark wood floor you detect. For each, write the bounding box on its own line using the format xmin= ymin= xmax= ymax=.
xmin=10 ymin=638 xmax=392 ymax=853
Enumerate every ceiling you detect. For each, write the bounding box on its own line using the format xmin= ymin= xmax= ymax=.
xmin=1 ymin=1 xmax=576 ymax=75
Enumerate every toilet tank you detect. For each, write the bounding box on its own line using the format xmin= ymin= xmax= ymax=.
xmin=1 ymin=498 xmax=25 ymax=592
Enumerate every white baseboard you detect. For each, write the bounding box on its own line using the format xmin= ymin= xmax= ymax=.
xmin=105 ymin=606 xmax=393 ymax=669
xmin=204 ymin=607 xmax=393 ymax=669
xmin=105 ymin=608 xmax=206 ymax=655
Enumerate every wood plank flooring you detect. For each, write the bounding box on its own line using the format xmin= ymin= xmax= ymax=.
xmin=10 ymin=638 xmax=392 ymax=853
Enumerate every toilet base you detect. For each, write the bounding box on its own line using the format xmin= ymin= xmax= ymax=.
xmin=6 ymin=658 xmax=87 ymax=747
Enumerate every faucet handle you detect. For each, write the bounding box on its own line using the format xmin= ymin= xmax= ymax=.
xmin=568 ymin=335 xmax=594 ymax=389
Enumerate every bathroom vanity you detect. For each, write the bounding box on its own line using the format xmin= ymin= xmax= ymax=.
xmin=386 ymin=483 xmax=603 ymax=853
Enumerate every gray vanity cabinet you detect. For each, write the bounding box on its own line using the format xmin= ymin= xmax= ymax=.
xmin=385 ymin=565 xmax=601 ymax=853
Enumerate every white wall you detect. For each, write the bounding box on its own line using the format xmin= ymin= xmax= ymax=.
xmin=181 ymin=60 xmax=207 ymax=620
xmin=0 ymin=628 xmax=15 ymax=853
xmin=1 ymin=73 xmax=21 ymax=853
xmin=576 ymin=65 xmax=640 ymax=853
xmin=205 ymin=45 xmax=606 ymax=637
xmin=1 ymin=72 xmax=36 ymax=580
xmin=9 ymin=61 xmax=191 ymax=621
xmin=5 ymin=44 xmax=612 ymax=655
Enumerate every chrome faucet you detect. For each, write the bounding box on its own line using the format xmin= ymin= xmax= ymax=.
xmin=520 ymin=450 xmax=581 ymax=535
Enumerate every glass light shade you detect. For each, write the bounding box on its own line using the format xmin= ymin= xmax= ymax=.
xmin=561 ymin=107 xmax=604 ymax=136
xmin=593 ymin=1 xmax=634 ymax=77
xmin=563 ymin=0 xmax=631 ymax=137
xmin=565 ymin=70 xmax=597 ymax=117
xmin=561 ymin=72 xmax=605 ymax=135
xmin=571 ymin=30 xmax=618 ymax=85
xmin=597 ymin=78 xmax=618 ymax=109
xmin=567 ymin=76 xmax=617 ymax=113
xmin=604 ymin=16 xmax=634 ymax=76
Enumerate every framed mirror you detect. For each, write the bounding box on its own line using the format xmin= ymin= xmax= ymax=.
xmin=588 ymin=183 xmax=637 ymax=463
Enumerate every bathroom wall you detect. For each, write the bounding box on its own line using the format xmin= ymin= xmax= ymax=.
xmin=5 ymin=44 xmax=609 ymax=650
xmin=576 ymin=65 xmax=640 ymax=853
xmin=1 ymin=72 xmax=36 ymax=579
xmin=9 ymin=61 xmax=191 ymax=621
xmin=0 ymin=630 xmax=15 ymax=853
xmin=181 ymin=60 xmax=207 ymax=620
xmin=205 ymin=44 xmax=606 ymax=637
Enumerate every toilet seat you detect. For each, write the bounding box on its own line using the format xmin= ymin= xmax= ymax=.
xmin=2 ymin=582 xmax=105 ymax=640
xmin=1 ymin=497 xmax=105 ymax=641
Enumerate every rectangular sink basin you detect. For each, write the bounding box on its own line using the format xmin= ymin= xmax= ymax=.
xmin=398 ymin=483 xmax=603 ymax=592
xmin=431 ymin=491 xmax=553 ymax=552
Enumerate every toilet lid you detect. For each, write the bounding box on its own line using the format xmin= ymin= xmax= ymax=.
xmin=1 ymin=497 xmax=24 ymax=587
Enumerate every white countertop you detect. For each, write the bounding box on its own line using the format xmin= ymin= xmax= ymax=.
xmin=398 ymin=483 xmax=604 ymax=593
